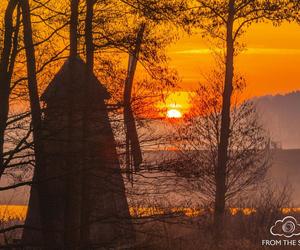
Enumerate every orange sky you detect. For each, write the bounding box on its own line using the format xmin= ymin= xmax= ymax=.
xmin=168 ymin=22 xmax=300 ymax=98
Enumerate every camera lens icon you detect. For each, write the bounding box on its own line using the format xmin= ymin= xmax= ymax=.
xmin=282 ymin=220 xmax=296 ymax=234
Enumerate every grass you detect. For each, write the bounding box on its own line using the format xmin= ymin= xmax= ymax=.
xmin=1 ymin=205 xmax=300 ymax=249
xmin=0 ymin=205 xmax=27 ymax=222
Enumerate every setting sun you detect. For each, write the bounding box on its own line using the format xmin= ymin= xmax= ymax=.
xmin=157 ymin=91 xmax=192 ymax=118
xmin=167 ymin=109 xmax=182 ymax=118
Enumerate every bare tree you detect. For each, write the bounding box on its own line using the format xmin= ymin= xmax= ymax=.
xmin=169 ymin=71 xmax=270 ymax=241
xmin=15 ymin=0 xmax=70 ymax=247
xmin=0 ymin=0 xmax=18 ymax=178
xmin=63 ymin=0 xmax=80 ymax=247
xmin=80 ymin=0 xmax=94 ymax=245
xmin=20 ymin=0 xmax=47 ymax=245
xmin=124 ymin=23 xmax=145 ymax=180
xmin=187 ymin=0 xmax=290 ymax=241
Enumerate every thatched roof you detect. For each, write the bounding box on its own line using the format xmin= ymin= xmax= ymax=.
xmin=41 ymin=57 xmax=110 ymax=103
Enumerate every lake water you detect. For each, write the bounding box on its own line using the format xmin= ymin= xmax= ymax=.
xmin=1 ymin=149 xmax=300 ymax=206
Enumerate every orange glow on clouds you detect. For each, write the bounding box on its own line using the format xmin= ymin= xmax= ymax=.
xmin=168 ymin=23 xmax=300 ymax=97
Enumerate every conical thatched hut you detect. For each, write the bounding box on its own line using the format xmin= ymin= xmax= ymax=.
xmin=31 ymin=57 xmax=134 ymax=248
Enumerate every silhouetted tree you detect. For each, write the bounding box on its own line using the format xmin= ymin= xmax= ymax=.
xmin=0 ymin=0 xmax=18 ymax=179
xmin=172 ymin=72 xmax=270 ymax=206
xmin=189 ymin=0 xmax=291 ymax=243
xmin=124 ymin=23 xmax=145 ymax=180
xmin=20 ymin=0 xmax=48 ymax=246
xmin=63 ymin=0 xmax=80 ymax=247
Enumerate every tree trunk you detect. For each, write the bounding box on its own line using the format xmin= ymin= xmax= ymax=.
xmin=8 ymin=5 xmax=20 ymax=82
xmin=214 ymin=0 xmax=235 ymax=244
xmin=20 ymin=0 xmax=45 ymax=246
xmin=80 ymin=0 xmax=94 ymax=246
xmin=63 ymin=0 xmax=81 ymax=248
xmin=69 ymin=0 xmax=79 ymax=60
xmin=0 ymin=0 xmax=18 ymax=179
xmin=85 ymin=0 xmax=94 ymax=74
xmin=124 ymin=23 xmax=145 ymax=180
